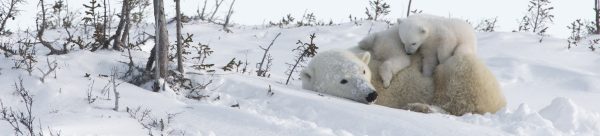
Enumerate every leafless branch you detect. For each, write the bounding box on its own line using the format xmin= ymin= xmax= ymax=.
xmin=256 ymin=32 xmax=281 ymax=77
xmin=37 ymin=57 xmax=58 ymax=83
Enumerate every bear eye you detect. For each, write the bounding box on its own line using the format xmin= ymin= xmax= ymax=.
xmin=340 ymin=79 xmax=348 ymax=84
xmin=363 ymin=70 xmax=366 ymax=74
xmin=411 ymin=43 xmax=417 ymax=46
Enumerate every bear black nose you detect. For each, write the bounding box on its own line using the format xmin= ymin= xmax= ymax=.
xmin=366 ymin=92 xmax=378 ymax=103
xmin=406 ymin=52 xmax=413 ymax=55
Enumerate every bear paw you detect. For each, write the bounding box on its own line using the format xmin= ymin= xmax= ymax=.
xmin=379 ymin=61 xmax=396 ymax=88
xmin=402 ymin=103 xmax=448 ymax=114
xmin=381 ymin=73 xmax=392 ymax=88
xmin=403 ymin=103 xmax=434 ymax=113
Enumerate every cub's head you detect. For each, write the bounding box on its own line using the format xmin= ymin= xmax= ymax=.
xmin=397 ymin=18 xmax=429 ymax=55
xmin=301 ymin=50 xmax=378 ymax=104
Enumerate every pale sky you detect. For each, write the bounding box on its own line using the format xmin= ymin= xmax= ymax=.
xmin=7 ymin=0 xmax=595 ymax=38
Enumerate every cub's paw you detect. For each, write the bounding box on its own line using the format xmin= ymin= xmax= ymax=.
xmin=402 ymin=103 xmax=448 ymax=114
xmin=381 ymin=73 xmax=392 ymax=88
xmin=403 ymin=103 xmax=434 ymax=113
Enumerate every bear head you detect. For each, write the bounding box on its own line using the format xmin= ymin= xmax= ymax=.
xmin=301 ymin=50 xmax=378 ymax=104
xmin=397 ymin=18 xmax=429 ymax=55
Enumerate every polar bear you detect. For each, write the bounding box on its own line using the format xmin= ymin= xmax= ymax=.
xmin=301 ymin=48 xmax=506 ymax=115
xmin=398 ymin=14 xmax=477 ymax=77
xmin=300 ymin=50 xmax=378 ymax=104
xmin=431 ymin=53 xmax=506 ymax=115
xmin=366 ymin=51 xmax=435 ymax=109
xmin=369 ymin=49 xmax=506 ymax=115
xmin=358 ymin=24 xmax=411 ymax=88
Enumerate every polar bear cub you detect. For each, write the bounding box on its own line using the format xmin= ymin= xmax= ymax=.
xmin=398 ymin=14 xmax=477 ymax=76
xmin=358 ymin=24 xmax=411 ymax=88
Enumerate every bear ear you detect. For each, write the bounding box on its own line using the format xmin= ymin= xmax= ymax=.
xmin=300 ymin=68 xmax=314 ymax=90
xmin=301 ymin=68 xmax=313 ymax=82
xmin=359 ymin=52 xmax=371 ymax=64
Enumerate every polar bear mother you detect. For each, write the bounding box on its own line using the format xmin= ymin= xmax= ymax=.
xmin=301 ymin=49 xmax=506 ymax=115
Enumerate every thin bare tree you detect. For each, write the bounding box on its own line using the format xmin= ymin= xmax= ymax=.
xmin=112 ymin=0 xmax=131 ymax=51
xmin=595 ymin=0 xmax=600 ymax=34
xmin=406 ymin=0 xmax=412 ymax=17
xmin=257 ymin=32 xmax=281 ymax=77
xmin=149 ymin=0 xmax=170 ymax=91
xmin=208 ymin=0 xmax=225 ymax=22
xmin=101 ymin=0 xmax=109 ymax=49
xmin=37 ymin=0 xmax=66 ymax=55
xmin=0 ymin=0 xmax=25 ymax=34
xmin=222 ymin=0 xmax=236 ymax=32
xmin=197 ymin=0 xmax=208 ymax=20
xmin=121 ymin=0 xmax=132 ymax=49
xmin=176 ymin=0 xmax=184 ymax=73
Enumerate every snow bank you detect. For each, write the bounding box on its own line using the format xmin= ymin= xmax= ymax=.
xmin=456 ymin=97 xmax=600 ymax=136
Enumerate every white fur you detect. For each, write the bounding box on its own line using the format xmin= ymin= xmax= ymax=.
xmin=301 ymin=50 xmax=377 ymax=104
xmin=432 ymin=53 xmax=506 ymax=115
xmin=398 ymin=14 xmax=477 ymax=76
xmin=358 ymin=25 xmax=411 ymax=88
xmin=304 ymin=48 xmax=506 ymax=115
xmin=369 ymin=50 xmax=505 ymax=115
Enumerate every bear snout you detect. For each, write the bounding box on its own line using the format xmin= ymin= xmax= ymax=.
xmin=405 ymin=49 xmax=415 ymax=55
xmin=366 ymin=92 xmax=378 ymax=103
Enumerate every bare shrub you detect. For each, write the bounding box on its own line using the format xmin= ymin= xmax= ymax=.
xmin=285 ymin=33 xmax=318 ymax=85
xmin=110 ymin=68 xmax=122 ymax=111
xmin=208 ymin=0 xmax=225 ymax=22
xmin=36 ymin=0 xmax=67 ymax=55
xmin=130 ymin=0 xmax=151 ymax=26
xmin=49 ymin=0 xmax=77 ymax=29
xmin=194 ymin=0 xmax=208 ymax=21
xmin=126 ymin=106 xmax=185 ymax=136
xmin=475 ymin=17 xmax=498 ymax=32
xmin=36 ymin=57 xmax=58 ymax=83
xmin=0 ymin=78 xmax=61 ymax=136
xmin=296 ymin=12 xmax=317 ymax=27
xmin=588 ymin=39 xmax=600 ymax=51
xmin=256 ymin=33 xmax=281 ymax=77
xmin=0 ymin=0 xmax=25 ymax=35
xmin=567 ymin=19 xmax=600 ymax=51
xmin=266 ymin=85 xmax=274 ymax=96
xmin=567 ymin=19 xmax=586 ymax=49
xmin=12 ymin=40 xmax=37 ymax=76
xmin=221 ymin=58 xmax=237 ymax=72
xmin=268 ymin=14 xmax=295 ymax=28
xmin=222 ymin=0 xmax=236 ymax=33
xmin=0 ymin=40 xmax=17 ymax=57
xmin=169 ymin=33 xmax=192 ymax=62
xmin=87 ymin=80 xmax=98 ymax=104
xmin=364 ymin=0 xmax=391 ymax=21
xmin=191 ymin=42 xmax=214 ymax=71
xmin=516 ymin=0 xmax=554 ymax=42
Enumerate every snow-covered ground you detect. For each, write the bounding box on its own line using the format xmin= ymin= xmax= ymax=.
xmin=1 ymin=21 xmax=600 ymax=136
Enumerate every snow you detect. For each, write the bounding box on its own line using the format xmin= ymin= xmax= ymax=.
xmin=1 ymin=20 xmax=600 ymax=136
xmin=455 ymin=98 xmax=600 ymax=136
xmin=539 ymin=98 xmax=600 ymax=134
